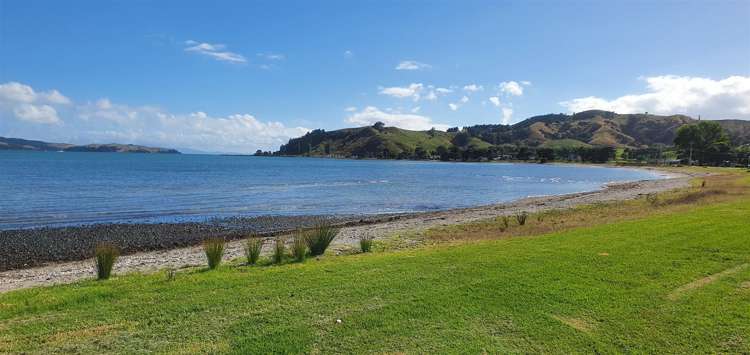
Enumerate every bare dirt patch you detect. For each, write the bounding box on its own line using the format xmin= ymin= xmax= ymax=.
xmin=667 ymin=263 xmax=749 ymax=301
xmin=551 ymin=315 xmax=594 ymax=333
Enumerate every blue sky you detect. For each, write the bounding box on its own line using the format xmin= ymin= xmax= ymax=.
xmin=1 ymin=0 xmax=749 ymax=153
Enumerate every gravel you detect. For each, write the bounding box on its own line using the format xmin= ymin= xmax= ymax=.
xmin=0 ymin=170 xmax=693 ymax=293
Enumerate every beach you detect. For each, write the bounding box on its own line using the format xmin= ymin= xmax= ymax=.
xmin=0 ymin=171 xmax=691 ymax=292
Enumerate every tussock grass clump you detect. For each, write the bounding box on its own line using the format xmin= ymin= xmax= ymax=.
xmin=203 ymin=238 xmax=225 ymax=270
xmin=360 ymin=235 xmax=374 ymax=253
xmin=500 ymin=216 xmax=510 ymax=231
xmin=245 ymin=237 xmax=263 ymax=265
xmin=291 ymin=232 xmax=308 ymax=262
xmin=305 ymin=223 xmax=340 ymax=256
xmin=165 ymin=268 xmax=176 ymax=282
xmin=94 ymin=243 xmax=119 ymax=280
xmin=273 ymin=237 xmax=286 ymax=264
xmin=646 ymin=193 xmax=659 ymax=206
xmin=515 ymin=212 xmax=528 ymax=226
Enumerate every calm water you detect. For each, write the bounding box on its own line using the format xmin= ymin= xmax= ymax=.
xmin=0 ymin=151 xmax=664 ymax=229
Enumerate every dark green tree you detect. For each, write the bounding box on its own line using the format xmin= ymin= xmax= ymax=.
xmin=674 ymin=121 xmax=730 ymax=165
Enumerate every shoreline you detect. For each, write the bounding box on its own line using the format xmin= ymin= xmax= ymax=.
xmin=0 ymin=169 xmax=693 ymax=293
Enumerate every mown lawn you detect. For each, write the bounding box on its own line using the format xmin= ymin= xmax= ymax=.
xmin=1 ymin=178 xmax=749 ymax=353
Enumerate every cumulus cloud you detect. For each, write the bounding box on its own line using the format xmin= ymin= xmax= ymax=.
xmin=463 ymin=84 xmax=483 ymax=92
xmin=13 ymin=104 xmax=61 ymax=124
xmin=184 ymin=40 xmax=247 ymax=64
xmin=395 ymin=60 xmax=431 ymax=71
xmin=0 ymin=82 xmax=70 ymax=125
xmin=501 ymin=107 xmax=513 ymax=125
xmin=498 ymin=81 xmax=524 ymax=96
xmin=489 ymin=96 xmax=501 ymax=107
xmin=0 ymin=81 xmax=308 ymax=152
xmin=346 ymin=106 xmax=450 ymax=131
xmin=448 ymin=103 xmax=459 ymax=111
xmin=379 ymin=83 xmax=424 ymax=101
xmin=559 ymin=75 xmax=750 ymax=119
xmin=0 ymin=81 xmax=71 ymax=105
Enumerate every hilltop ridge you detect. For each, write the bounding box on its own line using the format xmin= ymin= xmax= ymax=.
xmin=0 ymin=137 xmax=180 ymax=154
xmin=275 ymin=110 xmax=750 ymax=159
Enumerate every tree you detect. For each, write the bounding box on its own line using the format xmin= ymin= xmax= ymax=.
xmin=674 ymin=121 xmax=731 ymax=165
xmin=372 ymin=122 xmax=385 ymax=131
xmin=414 ymin=146 xmax=428 ymax=160
xmin=536 ymin=148 xmax=554 ymax=163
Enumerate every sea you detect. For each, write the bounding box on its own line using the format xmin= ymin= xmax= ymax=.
xmin=0 ymin=151 xmax=665 ymax=229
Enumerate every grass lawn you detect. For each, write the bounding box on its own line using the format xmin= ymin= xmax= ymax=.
xmin=1 ymin=172 xmax=749 ymax=353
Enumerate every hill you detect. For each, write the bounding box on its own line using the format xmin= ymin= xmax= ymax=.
xmin=0 ymin=137 xmax=180 ymax=154
xmin=276 ymin=110 xmax=750 ymax=159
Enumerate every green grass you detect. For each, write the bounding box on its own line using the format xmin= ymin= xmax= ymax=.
xmin=1 ymin=199 xmax=749 ymax=353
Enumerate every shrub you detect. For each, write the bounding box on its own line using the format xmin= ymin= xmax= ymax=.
xmin=203 ymin=238 xmax=225 ymax=270
xmin=165 ymin=268 xmax=176 ymax=282
xmin=273 ymin=237 xmax=286 ymax=264
xmin=515 ymin=212 xmax=528 ymax=226
xmin=645 ymin=193 xmax=659 ymax=206
xmin=245 ymin=237 xmax=263 ymax=265
xmin=94 ymin=243 xmax=119 ymax=280
xmin=360 ymin=235 xmax=374 ymax=253
xmin=305 ymin=222 xmax=340 ymax=256
xmin=291 ymin=232 xmax=307 ymax=262
xmin=500 ymin=216 xmax=510 ymax=231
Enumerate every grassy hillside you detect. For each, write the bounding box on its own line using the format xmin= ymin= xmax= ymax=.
xmin=275 ymin=111 xmax=750 ymax=158
xmin=0 ymin=137 xmax=180 ymax=153
xmin=1 ymin=171 xmax=749 ymax=353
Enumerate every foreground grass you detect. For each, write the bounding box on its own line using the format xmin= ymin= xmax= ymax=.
xmin=1 ymin=173 xmax=749 ymax=353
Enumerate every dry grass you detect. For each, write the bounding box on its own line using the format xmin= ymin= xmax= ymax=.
xmin=426 ymin=170 xmax=749 ymax=243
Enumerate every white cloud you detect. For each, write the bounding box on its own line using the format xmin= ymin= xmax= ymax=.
xmin=184 ymin=40 xmax=247 ymax=64
xmin=379 ymin=83 xmax=424 ymax=101
xmin=499 ymin=81 xmax=524 ymax=96
xmin=395 ymin=60 xmax=431 ymax=71
xmin=520 ymin=81 xmax=532 ymax=86
xmin=344 ymin=50 xmax=354 ymax=58
xmin=463 ymin=84 xmax=483 ymax=92
xmin=0 ymin=82 xmax=70 ymax=125
xmin=460 ymin=96 xmax=469 ymax=103
xmin=0 ymin=81 xmax=309 ymax=152
xmin=448 ymin=103 xmax=459 ymax=111
xmin=0 ymin=81 xmax=71 ymax=105
xmin=435 ymin=87 xmax=453 ymax=94
xmin=559 ymin=75 xmax=750 ymax=119
xmin=344 ymin=106 xmax=357 ymax=112
xmin=411 ymin=106 xmax=421 ymax=113
xmin=489 ymin=96 xmax=501 ymax=107
xmin=257 ymin=52 xmax=285 ymax=60
xmin=346 ymin=106 xmax=450 ymax=131
xmin=13 ymin=104 xmax=61 ymax=124
xmin=501 ymin=107 xmax=513 ymax=125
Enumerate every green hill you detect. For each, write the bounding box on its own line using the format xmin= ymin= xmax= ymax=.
xmin=276 ymin=110 xmax=750 ymax=159
xmin=0 ymin=137 xmax=180 ymax=154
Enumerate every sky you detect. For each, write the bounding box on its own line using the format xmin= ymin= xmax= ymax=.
xmin=1 ymin=0 xmax=749 ymax=153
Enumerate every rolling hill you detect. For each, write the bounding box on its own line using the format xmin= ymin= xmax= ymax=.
xmin=276 ymin=110 xmax=750 ymax=158
xmin=0 ymin=137 xmax=180 ymax=154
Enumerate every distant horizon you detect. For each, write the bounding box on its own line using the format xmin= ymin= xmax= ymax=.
xmin=1 ymin=1 xmax=749 ymax=153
